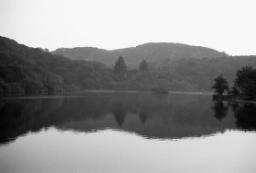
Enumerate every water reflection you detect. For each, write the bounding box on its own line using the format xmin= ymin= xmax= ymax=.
xmin=0 ymin=93 xmax=256 ymax=145
xmin=113 ymin=102 xmax=126 ymax=127
xmin=234 ymin=103 xmax=256 ymax=130
xmin=212 ymin=100 xmax=229 ymax=120
xmin=139 ymin=111 xmax=148 ymax=124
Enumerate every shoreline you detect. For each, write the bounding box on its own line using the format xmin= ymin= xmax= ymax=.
xmin=2 ymin=90 xmax=256 ymax=104
xmin=1 ymin=89 xmax=213 ymax=100
xmin=213 ymin=94 xmax=256 ymax=104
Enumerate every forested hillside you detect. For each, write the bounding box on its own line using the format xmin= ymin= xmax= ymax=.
xmin=1 ymin=36 xmax=256 ymax=96
xmin=155 ymin=56 xmax=256 ymax=90
xmin=53 ymin=40 xmax=256 ymax=91
xmin=53 ymin=43 xmax=227 ymax=67
xmin=0 ymin=36 xmax=112 ymax=96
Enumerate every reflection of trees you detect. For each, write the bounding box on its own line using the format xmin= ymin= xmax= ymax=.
xmin=139 ymin=112 xmax=147 ymax=124
xmin=212 ymin=97 xmax=256 ymax=130
xmin=212 ymin=101 xmax=229 ymax=120
xmin=113 ymin=103 xmax=126 ymax=127
xmin=0 ymin=99 xmax=64 ymax=144
xmin=0 ymin=94 xmax=233 ymax=144
xmin=2 ymin=93 xmax=256 ymax=145
xmin=229 ymin=101 xmax=239 ymax=113
xmin=234 ymin=103 xmax=256 ymax=130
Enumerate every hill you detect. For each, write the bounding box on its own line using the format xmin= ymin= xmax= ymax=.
xmin=53 ymin=42 xmax=256 ymax=90
xmin=1 ymin=36 xmax=256 ymax=95
xmin=0 ymin=36 xmax=112 ymax=96
xmin=53 ymin=43 xmax=227 ymax=67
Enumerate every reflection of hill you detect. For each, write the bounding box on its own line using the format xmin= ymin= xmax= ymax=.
xmin=0 ymin=93 xmax=255 ymax=144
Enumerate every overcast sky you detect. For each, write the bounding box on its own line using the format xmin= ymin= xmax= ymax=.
xmin=0 ymin=0 xmax=255 ymax=55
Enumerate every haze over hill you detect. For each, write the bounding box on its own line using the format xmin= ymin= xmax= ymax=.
xmin=53 ymin=43 xmax=227 ymax=67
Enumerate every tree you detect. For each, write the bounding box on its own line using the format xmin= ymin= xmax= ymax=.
xmin=212 ymin=74 xmax=229 ymax=95
xmin=113 ymin=56 xmax=127 ymax=80
xmin=235 ymin=66 xmax=256 ymax=99
xmin=212 ymin=100 xmax=228 ymax=120
xmin=114 ymin=56 xmax=127 ymax=74
xmin=139 ymin=59 xmax=149 ymax=71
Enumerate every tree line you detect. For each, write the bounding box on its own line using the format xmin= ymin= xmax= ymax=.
xmin=113 ymin=56 xmax=149 ymax=77
xmin=213 ymin=66 xmax=256 ymax=100
xmin=1 ymin=36 xmax=256 ymax=97
xmin=0 ymin=36 xmax=153 ymax=96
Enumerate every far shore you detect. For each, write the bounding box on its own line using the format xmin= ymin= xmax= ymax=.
xmin=1 ymin=90 xmax=256 ymax=104
xmin=1 ymin=89 xmax=213 ymax=100
xmin=74 ymin=89 xmax=213 ymax=95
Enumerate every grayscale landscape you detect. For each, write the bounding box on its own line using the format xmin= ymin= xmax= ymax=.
xmin=0 ymin=0 xmax=256 ymax=173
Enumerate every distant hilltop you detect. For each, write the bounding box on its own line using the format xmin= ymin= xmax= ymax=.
xmin=53 ymin=42 xmax=227 ymax=67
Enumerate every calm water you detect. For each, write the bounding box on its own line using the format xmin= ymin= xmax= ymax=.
xmin=0 ymin=92 xmax=256 ymax=173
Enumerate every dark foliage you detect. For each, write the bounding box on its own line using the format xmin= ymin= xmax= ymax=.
xmin=113 ymin=56 xmax=127 ymax=80
xmin=228 ymin=86 xmax=239 ymax=96
xmin=212 ymin=101 xmax=229 ymax=120
xmin=235 ymin=66 xmax=256 ymax=99
xmin=114 ymin=56 xmax=127 ymax=73
xmin=0 ymin=36 xmax=113 ymax=96
xmin=212 ymin=75 xmax=229 ymax=95
xmin=234 ymin=103 xmax=256 ymax=130
xmin=139 ymin=59 xmax=149 ymax=71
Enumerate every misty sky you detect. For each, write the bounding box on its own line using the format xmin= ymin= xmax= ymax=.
xmin=0 ymin=0 xmax=255 ymax=55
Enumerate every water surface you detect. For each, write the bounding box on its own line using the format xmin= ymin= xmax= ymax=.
xmin=0 ymin=92 xmax=256 ymax=173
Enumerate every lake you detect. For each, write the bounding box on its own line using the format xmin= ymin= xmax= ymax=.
xmin=0 ymin=92 xmax=256 ymax=173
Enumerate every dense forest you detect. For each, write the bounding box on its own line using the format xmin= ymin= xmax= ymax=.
xmin=0 ymin=36 xmax=112 ymax=96
xmin=1 ymin=36 xmax=256 ymax=96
